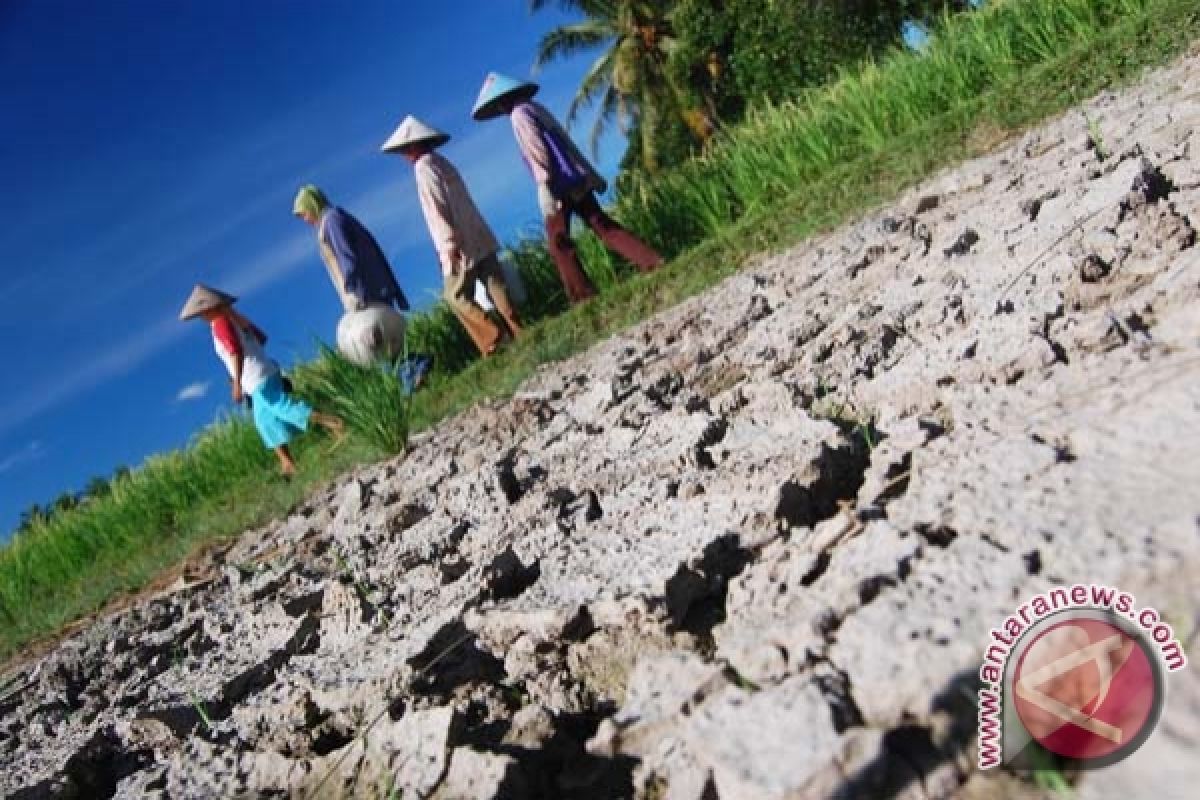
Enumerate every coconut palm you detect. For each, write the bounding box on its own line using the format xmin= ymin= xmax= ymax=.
xmin=530 ymin=0 xmax=708 ymax=172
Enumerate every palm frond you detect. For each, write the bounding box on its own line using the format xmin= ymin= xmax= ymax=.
xmin=529 ymin=0 xmax=618 ymax=18
xmin=535 ymin=20 xmax=616 ymax=68
xmin=588 ymin=86 xmax=623 ymax=156
xmin=567 ymin=45 xmax=619 ymax=124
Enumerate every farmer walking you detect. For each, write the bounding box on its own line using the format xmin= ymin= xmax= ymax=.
xmin=179 ymin=284 xmax=344 ymax=477
xmin=472 ymin=72 xmax=663 ymax=304
xmin=292 ymin=186 xmax=426 ymax=381
xmin=381 ymin=115 xmax=522 ymax=357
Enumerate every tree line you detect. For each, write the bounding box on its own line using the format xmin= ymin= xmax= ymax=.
xmin=13 ymin=467 xmax=130 ymax=535
xmin=532 ymin=0 xmax=976 ymax=176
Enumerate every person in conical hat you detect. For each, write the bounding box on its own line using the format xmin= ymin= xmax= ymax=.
xmin=292 ymin=185 xmax=426 ymax=377
xmin=180 ymin=284 xmax=344 ymax=476
xmin=382 ymin=115 xmax=522 ymax=357
xmin=472 ymin=71 xmax=663 ymax=305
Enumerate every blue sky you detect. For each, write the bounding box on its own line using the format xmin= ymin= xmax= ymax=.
xmin=0 ymin=1 xmax=625 ymax=536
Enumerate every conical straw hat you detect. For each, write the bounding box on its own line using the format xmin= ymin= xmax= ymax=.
xmin=179 ymin=284 xmax=236 ymax=321
xmin=381 ymin=116 xmax=451 ymax=154
xmin=472 ymin=72 xmax=539 ymax=121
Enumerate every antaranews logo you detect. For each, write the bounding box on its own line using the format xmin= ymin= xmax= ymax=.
xmin=977 ymin=584 xmax=1187 ymax=770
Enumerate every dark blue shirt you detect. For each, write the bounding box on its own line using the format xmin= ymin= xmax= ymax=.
xmin=320 ymin=207 xmax=410 ymax=311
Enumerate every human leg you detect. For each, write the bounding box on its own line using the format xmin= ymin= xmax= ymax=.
xmin=252 ymin=377 xmax=343 ymax=472
xmin=252 ymin=375 xmax=311 ymax=448
xmin=444 ymin=268 xmax=502 ymax=356
xmin=576 ymin=193 xmax=663 ymax=272
xmin=544 ymin=207 xmax=597 ymax=304
xmin=274 ymin=445 xmax=297 ymax=476
xmin=309 ymin=411 xmax=345 ymax=440
xmin=476 ymin=253 xmax=522 ymax=338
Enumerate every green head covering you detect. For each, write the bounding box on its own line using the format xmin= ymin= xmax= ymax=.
xmin=293 ymin=185 xmax=329 ymax=218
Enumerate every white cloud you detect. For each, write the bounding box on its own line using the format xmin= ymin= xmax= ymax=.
xmin=0 ymin=441 xmax=45 ymax=474
xmin=174 ymin=381 xmax=211 ymax=402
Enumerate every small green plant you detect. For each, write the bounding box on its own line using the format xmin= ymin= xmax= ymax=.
xmin=811 ymin=387 xmax=879 ymax=451
xmin=333 ymin=549 xmax=391 ymax=626
xmin=724 ymin=666 xmax=762 ymax=693
xmin=642 ymin=776 xmax=669 ymax=800
xmin=173 ymin=649 xmax=214 ymax=733
xmin=1083 ymin=111 xmax=1109 ymax=160
xmin=188 ymin=688 xmax=214 ymax=733
xmin=1028 ymin=745 xmax=1073 ymax=794
xmin=856 ymin=416 xmax=879 ymax=451
xmin=500 ymin=682 xmax=531 ymax=708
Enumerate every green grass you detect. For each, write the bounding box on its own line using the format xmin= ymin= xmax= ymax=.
xmin=291 ymin=346 xmax=416 ymax=455
xmin=1084 ymin=110 xmax=1111 ymax=160
xmin=2 ymin=0 xmax=1197 ymax=663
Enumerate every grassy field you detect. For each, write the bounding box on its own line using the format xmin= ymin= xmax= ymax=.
xmin=2 ymin=0 xmax=1197 ymax=663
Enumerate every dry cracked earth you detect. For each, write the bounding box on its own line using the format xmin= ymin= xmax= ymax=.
xmin=3 ymin=55 xmax=1200 ymax=800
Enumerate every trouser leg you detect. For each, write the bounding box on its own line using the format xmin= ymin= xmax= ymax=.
xmin=544 ymin=208 xmax=597 ymax=304
xmin=444 ymin=268 xmax=502 ymax=356
xmin=576 ymin=193 xmax=663 ymax=272
xmin=476 ymin=253 xmax=522 ymax=337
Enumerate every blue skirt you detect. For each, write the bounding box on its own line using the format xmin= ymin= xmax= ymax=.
xmin=251 ymin=374 xmax=312 ymax=449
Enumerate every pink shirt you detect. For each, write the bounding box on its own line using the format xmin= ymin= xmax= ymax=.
xmin=414 ymin=152 xmax=500 ymax=276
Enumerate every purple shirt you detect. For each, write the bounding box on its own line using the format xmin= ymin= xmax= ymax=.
xmin=511 ymin=101 xmax=606 ymax=199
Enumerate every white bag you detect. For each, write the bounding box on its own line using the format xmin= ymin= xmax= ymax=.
xmin=337 ymin=304 xmax=407 ymax=367
xmin=474 ymin=280 xmax=495 ymax=312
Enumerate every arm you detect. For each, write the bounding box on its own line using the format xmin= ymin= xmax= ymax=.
xmin=323 ymin=211 xmax=368 ymax=309
xmin=416 ymin=161 xmax=463 ymax=274
xmin=511 ymin=106 xmax=552 ymax=186
xmin=212 ymin=316 xmax=245 ymax=402
xmin=359 ymin=223 xmax=409 ymax=311
xmin=227 ymin=308 xmax=267 ymax=345
xmin=540 ymin=105 xmax=606 ymax=193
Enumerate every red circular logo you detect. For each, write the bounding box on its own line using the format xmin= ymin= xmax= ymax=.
xmin=1013 ymin=617 xmax=1160 ymax=761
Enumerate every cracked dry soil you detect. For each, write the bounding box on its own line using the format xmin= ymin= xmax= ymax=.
xmin=3 ymin=54 xmax=1200 ymax=800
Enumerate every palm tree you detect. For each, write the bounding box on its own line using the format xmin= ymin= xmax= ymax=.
xmin=530 ymin=0 xmax=709 ymax=172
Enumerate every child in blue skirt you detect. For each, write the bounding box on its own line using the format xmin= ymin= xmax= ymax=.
xmin=180 ymin=284 xmax=344 ymax=476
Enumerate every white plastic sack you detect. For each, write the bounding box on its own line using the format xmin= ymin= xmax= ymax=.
xmin=474 ymin=281 xmax=495 ymax=312
xmin=336 ymin=304 xmax=406 ymax=367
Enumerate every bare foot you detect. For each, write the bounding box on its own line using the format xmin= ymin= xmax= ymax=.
xmin=312 ymin=412 xmax=346 ymax=441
